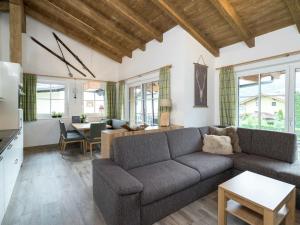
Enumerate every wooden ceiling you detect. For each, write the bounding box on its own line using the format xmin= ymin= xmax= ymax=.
xmin=1 ymin=0 xmax=299 ymax=63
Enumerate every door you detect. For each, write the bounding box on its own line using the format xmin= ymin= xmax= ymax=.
xmin=291 ymin=64 xmax=300 ymax=157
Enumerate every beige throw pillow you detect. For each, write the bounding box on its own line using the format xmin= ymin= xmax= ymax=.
xmin=203 ymin=134 xmax=233 ymax=155
xmin=209 ymin=126 xmax=241 ymax=153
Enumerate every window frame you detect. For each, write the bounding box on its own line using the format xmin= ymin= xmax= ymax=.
xmin=36 ymin=78 xmax=68 ymax=120
xmin=126 ymin=71 xmax=159 ymax=126
xmin=236 ymin=64 xmax=290 ymax=131
xmin=82 ymin=82 xmax=106 ymax=116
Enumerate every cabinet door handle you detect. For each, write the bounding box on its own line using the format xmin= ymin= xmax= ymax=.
xmin=7 ymin=144 xmax=13 ymax=150
xmin=14 ymin=159 xmax=18 ymax=164
xmin=0 ymin=156 xmax=3 ymax=162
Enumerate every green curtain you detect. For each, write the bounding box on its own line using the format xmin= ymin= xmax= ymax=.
xmin=129 ymin=87 xmax=136 ymax=125
xmin=105 ymin=82 xmax=117 ymax=119
xmin=117 ymin=80 xmax=125 ymax=120
xmin=21 ymin=74 xmax=37 ymax=122
xmin=219 ymin=66 xmax=236 ymax=126
xmin=158 ymin=66 xmax=171 ymax=123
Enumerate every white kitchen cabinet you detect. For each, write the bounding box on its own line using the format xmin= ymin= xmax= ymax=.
xmin=0 ymin=129 xmax=23 ymax=224
xmin=0 ymin=153 xmax=5 ymax=224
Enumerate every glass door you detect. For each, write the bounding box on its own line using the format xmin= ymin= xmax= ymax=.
xmin=238 ymin=67 xmax=288 ymax=132
xmin=293 ymin=67 xmax=300 ymax=154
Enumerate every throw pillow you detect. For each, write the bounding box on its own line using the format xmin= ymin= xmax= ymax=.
xmin=203 ymin=134 xmax=233 ymax=155
xmin=209 ymin=126 xmax=241 ymax=153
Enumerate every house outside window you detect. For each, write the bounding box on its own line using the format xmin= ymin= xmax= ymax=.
xmin=83 ymin=81 xmax=105 ymax=115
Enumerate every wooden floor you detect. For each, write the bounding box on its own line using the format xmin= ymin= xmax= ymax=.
xmin=2 ymin=146 xmax=300 ymax=225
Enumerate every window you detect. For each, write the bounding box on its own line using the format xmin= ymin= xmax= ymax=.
xmin=37 ymin=83 xmax=65 ymax=116
xmin=129 ymin=81 xmax=159 ymax=126
xmin=83 ymin=81 xmax=105 ymax=115
xmin=238 ymin=71 xmax=286 ymax=132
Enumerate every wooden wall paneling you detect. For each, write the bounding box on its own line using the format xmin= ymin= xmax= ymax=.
xmin=25 ymin=7 xmax=123 ymax=63
xmin=103 ymin=0 xmax=163 ymax=42
xmin=208 ymin=0 xmax=254 ymax=48
xmin=0 ymin=1 xmax=9 ymax=12
xmin=48 ymin=0 xmax=146 ymax=51
xmin=152 ymin=0 xmax=219 ymax=57
xmin=282 ymin=0 xmax=300 ymax=32
xmin=28 ymin=0 xmax=132 ymax=58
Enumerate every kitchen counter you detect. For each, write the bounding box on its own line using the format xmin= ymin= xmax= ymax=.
xmin=0 ymin=129 xmax=19 ymax=155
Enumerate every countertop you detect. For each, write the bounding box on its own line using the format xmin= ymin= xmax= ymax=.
xmin=0 ymin=129 xmax=19 ymax=155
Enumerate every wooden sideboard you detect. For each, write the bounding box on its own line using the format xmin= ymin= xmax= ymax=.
xmin=100 ymin=125 xmax=184 ymax=158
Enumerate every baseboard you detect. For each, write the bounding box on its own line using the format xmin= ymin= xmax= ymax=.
xmin=24 ymin=144 xmax=59 ymax=152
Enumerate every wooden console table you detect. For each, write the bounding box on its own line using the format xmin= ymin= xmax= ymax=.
xmin=100 ymin=125 xmax=183 ymax=158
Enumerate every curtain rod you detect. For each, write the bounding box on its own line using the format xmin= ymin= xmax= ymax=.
xmin=122 ymin=64 xmax=172 ymax=82
xmin=23 ymin=73 xmax=115 ymax=83
xmin=216 ymin=49 xmax=300 ymax=70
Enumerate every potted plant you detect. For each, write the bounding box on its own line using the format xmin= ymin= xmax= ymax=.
xmin=51 ymin=112 xmax=58 ymax=118
xmin=80 ymin=114 xmax=87 ymax=123
xmin=57 ymin=112 xmax=63 ymax=118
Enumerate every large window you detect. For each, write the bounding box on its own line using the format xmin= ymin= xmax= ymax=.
xmin=37 ymin=83 xmax=65 ymax=116
xmin=129 ymin=81 xmax=159 ymax=126
xmin=83 ymin=81 xmax=105 ymax=115
xmin=238 ymin=71 xmax=286 ymax=132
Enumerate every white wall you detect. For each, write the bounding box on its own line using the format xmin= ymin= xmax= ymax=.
xmin=214 ymin=25 xmax=300 ymax=124
xmin=0 ymin=13 xmax=121 ymax=147
xmin=119 ymin=26 xmax=216 ymax=127
xmin=0 ymin=13 xmax=120 ymax=80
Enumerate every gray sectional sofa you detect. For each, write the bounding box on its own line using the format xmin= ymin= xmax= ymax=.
xmin=93 ymin=127 xmax=299 ymax=225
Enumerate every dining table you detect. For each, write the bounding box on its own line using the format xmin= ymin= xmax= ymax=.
xmin=72 ymin=122 xmax=112 ymax=135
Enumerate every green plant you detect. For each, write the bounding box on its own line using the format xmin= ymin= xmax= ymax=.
xmin=51 ymin=112 xmax=58 ymax=118
xmin=80 ymin=114 xmax=87 ymax=123
xmin=57 ymin=112 xmax=63 ymax=118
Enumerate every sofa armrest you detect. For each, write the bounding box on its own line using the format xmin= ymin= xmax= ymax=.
xmin=93 ymin=159 xmax=143 ymax=195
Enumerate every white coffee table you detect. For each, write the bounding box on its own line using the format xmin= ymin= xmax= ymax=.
xmin=218 ymin=171 xmax=296 ymax=225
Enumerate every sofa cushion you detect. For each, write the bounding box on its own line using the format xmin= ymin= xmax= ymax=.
xmin=198 ymin=126 xmax=209 ymax=136
xmin=237 ymin=128 xmax=253 ymax=153
xmin=112 ymin=119 xmax=128 ymax=129
xmin=202 ymin=135 xmax=233 ymax=155
xmin=166 ymin=128 xmax=202 ymax=158
xmin=278 ymin=162 xmax=300 ymax=188
xmin=113 ymin=132 xmax=171 ymax=170
xmin=175 ymin=152 xmax=233 ymax=180
xmin=233 ymin=154 xmax=290 ymax=178
xmin=251 ymin=129 xmax=297 ymax=163
xmin=128 ymin=160 xmax=200 ymax=205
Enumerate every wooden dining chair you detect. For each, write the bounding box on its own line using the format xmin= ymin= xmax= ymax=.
xmin=85 ymin=122 xmax=106 ymax=157
xmin=59 ymin=120 xmax=85 ymax=154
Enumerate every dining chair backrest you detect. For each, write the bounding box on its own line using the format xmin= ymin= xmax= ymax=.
xmin=59 ymin=120 xmax=67 ymax=138
xmin=90 ymin=122 xmax=106 ymax=139
xmin=72 ymin=116 xmax=81 ymax=123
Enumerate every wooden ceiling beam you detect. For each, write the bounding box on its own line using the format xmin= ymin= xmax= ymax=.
xmin=9 ymin=0 xmax=22 ymax=64
xmin=152 ymin=0 xmax=219 ymax=57
xmin=48 ymin=0 xmax=145 ymax=51
xmin=283 ymin=0 xmax=300 ymax=32
xmin=28 ymin=0 xmax=131 ymax=58
xmin=3 ymin=0 xmax=26 ymax=32
xmin=208 ymin=0 xmax=254 ymax=48
xmin=104 ymin=0 xmax=163 ymax=42
xmin=25 ymin=6 xmax=123 ymax=63
xmin=0 ymin=1 xmax=9 ymax=11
